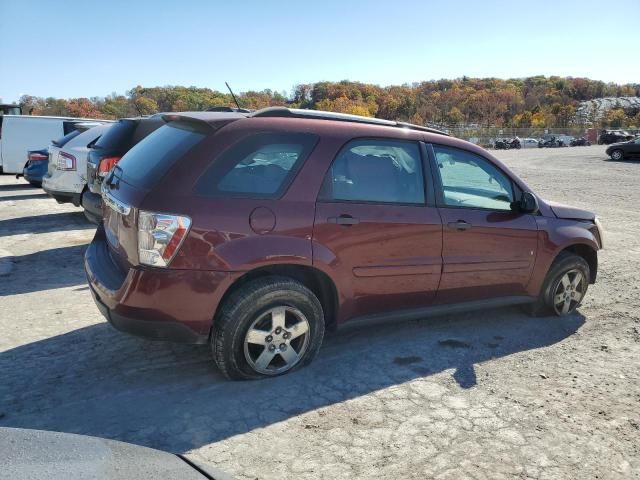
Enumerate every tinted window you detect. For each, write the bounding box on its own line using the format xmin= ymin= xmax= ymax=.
xmin=433 ymin=146 xmax=514 ymax=211
xmin=93 ymin=119 xmax=137 ymax=153
xmin=319 ymin=139 xmax=424 ymax=204
xmin=117 ymin=122 xmax=207 ymax=189
xmin=196 ymin=133 xmax=318 ymax=198
xmin=52 ymin=129 xmax=81 ymax=148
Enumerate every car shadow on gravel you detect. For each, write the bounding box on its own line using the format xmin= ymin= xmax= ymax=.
xmin=0 ymin=183 xmax=38 ymax=192
xmin=0 ymin=308 xmax=584 ymax=453
xmin=0 ymin=244 xmax=89 ymax=295
xmin=0 ymin=193 xmax=49 ymax=201
xmin=0 ymin=212 xmax=94 ymax=238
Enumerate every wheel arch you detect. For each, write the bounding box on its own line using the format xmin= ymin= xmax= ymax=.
xmin=555 ymin=243 xmax=598 ymax=284
xmin=212 ymin=264 xmax=340 ymax=335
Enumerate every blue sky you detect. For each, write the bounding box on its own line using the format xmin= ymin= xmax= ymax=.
xmin=1 ymin=0 xmax=638 ymax=102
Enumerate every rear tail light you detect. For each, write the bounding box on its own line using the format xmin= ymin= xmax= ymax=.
xmin=28 ymin=152 xmax=48 ymax=161
xmin=98 ymin=156 xmax=122 ymax=177
xmin=137 ymin=210 xmax=192 ymax=267
xmin=57 ymin=151 xmax=76 ymax=171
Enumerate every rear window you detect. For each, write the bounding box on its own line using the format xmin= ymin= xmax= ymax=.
xmin=93 ymin=120 xmax=137 ymax=153
xmin=52 ymin=129 xmax=81 ymax=148
xmin=116 ymin=122 xmax=207 ymax=189
xmin=196 ymin=133 xmax=319 ymax=198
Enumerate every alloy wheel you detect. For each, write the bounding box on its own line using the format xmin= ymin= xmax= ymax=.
xmin=611 ymin=150 xmax=623 ymax=160
xmin=553 ymin=269 xmax=586 ymax=315
xmin=243 ymin=306 xmax=310 ymax=375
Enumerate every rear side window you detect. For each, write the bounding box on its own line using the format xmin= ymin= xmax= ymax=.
xmin=52 ymin=129 xmax=81 ymax=148
xmin=117 ymin=122 xmax=207 ymax=189
xmin=196 ymin=133 xmax=319 ymax=198
xmin=319 ymin=138 xmax=425 ymax=204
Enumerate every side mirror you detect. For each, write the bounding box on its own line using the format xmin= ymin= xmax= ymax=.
xmin=520 ymin=191 xmax=539 ymax=214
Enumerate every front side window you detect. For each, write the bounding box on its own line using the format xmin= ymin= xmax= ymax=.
xmin=319 ymin=139 xmax=425 ymax=204
xmin=433 ymin=145 xmax=514 ymax=211
xmin=197 ymin=133 xmax=318 ymax=198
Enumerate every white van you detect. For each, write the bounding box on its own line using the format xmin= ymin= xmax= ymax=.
xmin=0 ymin=115 xmax=107 ymax=174
xmin=42 ymin=124 xmax=112 ymax=205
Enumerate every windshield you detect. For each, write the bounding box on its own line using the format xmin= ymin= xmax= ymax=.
xmin=116 ymin=122 xmax=207 ymax=189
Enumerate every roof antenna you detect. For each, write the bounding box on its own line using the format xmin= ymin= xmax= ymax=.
xmin=225 ymin=82 xmax=242 ymax=111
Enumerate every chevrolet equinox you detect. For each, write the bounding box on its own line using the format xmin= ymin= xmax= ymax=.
xmin=85 ymin=108 xmax=604 ymax=379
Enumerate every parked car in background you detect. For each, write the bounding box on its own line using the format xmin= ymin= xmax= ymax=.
xmin=606 ymin=137 xmax=640 ymax=160
xmin=85 ymin=107 xmax=603 ymax=380
xmin=520 ymin=138 xmax=539 ymax=148
xmin=538 ymin=135 xmax=564 ymax=148
xmin=83 ymin=116 xmax=164 ymax=223
xmin=42 ymin=123 xmax=112 ymax=205
xmin=598 ymin=129 xmax=633 ymax=145
xmin=570 ymin=137 xmax=591 ymax=146
xmin=21 ymin=124 xmax=105 ymax=187
xmin=0 ymin=115 xmax=105 ymax=174
xmin=22 ymin=149 xmax=49 ymax=186
xmin=556 ymin=135 xmax=574 ymax=147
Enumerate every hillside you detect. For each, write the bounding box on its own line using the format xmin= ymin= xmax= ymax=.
xmin=14 ymin=76 xmax=640 ymax=129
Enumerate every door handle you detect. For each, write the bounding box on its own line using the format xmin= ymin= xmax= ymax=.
xmin=328 ymin=215 xmax=360 ymax=226
xmin=447 ymin=220 xmax=472 ymax=231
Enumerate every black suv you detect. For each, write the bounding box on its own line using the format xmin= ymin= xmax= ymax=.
xmin=598 ymin=129 xmax=633 ymax=145
xmin=606 ymin=137 xmax=640 ymax=161
xmin=83 ymin=116 xmax=164 ymax=223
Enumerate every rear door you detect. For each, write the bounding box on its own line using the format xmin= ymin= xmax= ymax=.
xmin=429 ymin=144 xmax=538 ymax=302
xmin=313 ymin=138 xmax=442 ymax=320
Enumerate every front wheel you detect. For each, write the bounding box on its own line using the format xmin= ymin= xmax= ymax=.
xmin=212 ymin=276 xmax=325 ymax=380
xmin=610 ymin=149 xmax=624 ymax=161
xmin=530 ymin=252 xmax=590 ymax=317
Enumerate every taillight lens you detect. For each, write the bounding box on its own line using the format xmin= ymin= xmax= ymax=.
xmin=28 ymin=152 xmax=48 ymax=162
xmin=57 ymin=151 xmax=76 ymax=170
xmin=98 ymin=156 xmax=121 ymax=176
xmin=137 ymin=210 xmax=192 ymax=267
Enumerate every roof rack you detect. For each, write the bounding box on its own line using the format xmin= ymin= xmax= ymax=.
xmin=250 ymin=107 xmax=449 ymax=136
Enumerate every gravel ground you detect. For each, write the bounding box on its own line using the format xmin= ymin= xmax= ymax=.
xmin=0 ymin=145 xmax=638 ymax=480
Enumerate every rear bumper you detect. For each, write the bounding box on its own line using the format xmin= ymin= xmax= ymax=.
xmin=81 ymin=190 xmax=103 ymax=224
xmin=23 ymin=162 xmax=48 ymax=184
xmin=84 ymin=225 xmax=236 ymax=344
xmin=42 ymin=185 xmax=81 ymax=206
xmin=89 ymin=285 xmax=209 ymax=344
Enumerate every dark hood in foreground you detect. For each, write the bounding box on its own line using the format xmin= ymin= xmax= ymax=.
xmin=545 ymin=200 xmax=595 ymax=221
xmin=0 ymin=427 xmax=233 ymax=480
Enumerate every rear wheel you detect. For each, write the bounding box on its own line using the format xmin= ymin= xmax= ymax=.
xmin=610 ymin=149 xmax=624 ymax=161
xmin=212 ymin=276 xmax=325 ymax=380
xmin=530 ymin=252 xmax=590 ymax=317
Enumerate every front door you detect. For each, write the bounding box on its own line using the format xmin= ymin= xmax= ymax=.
xmin=429 ymin=144 xmax=538 ymax=302
xmin=313 ymin=138 xmax=442 ymax=321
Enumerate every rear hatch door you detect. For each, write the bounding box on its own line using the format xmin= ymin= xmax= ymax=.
xmin=100 ymin=120 xmax=212 ymax=269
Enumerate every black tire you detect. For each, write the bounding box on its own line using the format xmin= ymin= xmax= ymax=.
xmin=610 ymin=149 xmax=624 ymax=161
xmin=212 ymin=276 xmax=325 ymax=380
xmin=529 ymin=252 xmax=590 ymax=317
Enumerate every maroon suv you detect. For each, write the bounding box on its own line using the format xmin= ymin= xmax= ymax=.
xmin=85 ymin=108 xmax=604 ymax=379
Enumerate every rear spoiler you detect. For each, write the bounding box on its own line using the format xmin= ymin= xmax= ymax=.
xmin=161 ymin=111 xmax=246 ymax=132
